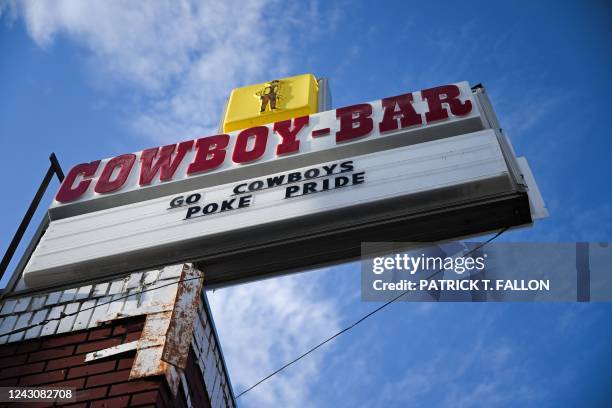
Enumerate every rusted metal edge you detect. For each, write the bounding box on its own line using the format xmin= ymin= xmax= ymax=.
xmin=162 ymin=264 xmax=204 ymax=368
xmin=128 ymin=263 xmax=204 ymax=396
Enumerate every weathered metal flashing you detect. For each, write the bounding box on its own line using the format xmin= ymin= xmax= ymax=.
xmin=122 ymin=265 xmax=204 ymax=395
xmin=163 ymin=265 xmax=204 ymax=368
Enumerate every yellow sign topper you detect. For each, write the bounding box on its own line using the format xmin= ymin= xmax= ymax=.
xmin=222 ymin=73 xmax=319 ymax=133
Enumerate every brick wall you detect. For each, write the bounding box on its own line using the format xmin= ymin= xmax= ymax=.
xmin=0 ymin=265 xmax=233 ymax=407
xmin=0 ymin=316 xmax=192 ymax=407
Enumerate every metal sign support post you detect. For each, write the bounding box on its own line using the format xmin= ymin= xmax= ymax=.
xmin=0 ymin=153 xmax=64 ymax=284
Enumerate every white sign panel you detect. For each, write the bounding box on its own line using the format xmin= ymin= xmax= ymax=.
xmin=24 ymin=130 xmax=533 ymax=288
xmin=49 ymin=82 xmax=484 ymax=220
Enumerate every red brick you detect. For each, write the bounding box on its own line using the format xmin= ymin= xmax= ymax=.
xmin=86 ymin=369 xmax=130 ymax=388
xmin=125 ymin=330 xmax=141 ymax=343
xmin=90 ymin=395 xmax=130 ymax=408
xmin=117 ymin=357 xmax=134 ymax=370
xmin=15 ymin=339 xmax=41 ymax=353
xmin=112 ymin=319 xmax=145 ymax=336
xmin=10 ymin=402 xmax=54 ymax=408
xmin=0 ymin=343 xmax=17 ymax=357
xmin=88 ymin=326 xmax=113 ymax=341
xmin=68 ymin=360 xmax=116 ymax=379
xmin=46 ymin=354 xmax=87 ymax=370
xmin=125 ymin=318 xmax=145 ymax=332
xmin=75 ymin=337 xmax=122 ymax=355
xmin=47 ymin=377 xmax=85 ymax=390
xmin=74 ymin=385 xmax=108 ymax=401
xmin=19 ymin=368 xmax=66 ymax=385
xmin=0 ymin=353 xmax=27 ymax=368
xmin=0 ymin=377 xmax=18 ymax=386
xmin=28 ymin=345 xmax=74 ymax=362
xmin=108 ymin=378 xmax=160 ymax=396
xmin=0 ymin=361 xmax=45 ymax=379
xmin=41 ymin=332 xmax=88 ymax=349
xmin=62 ymin=404 xmax=87 ymax=408
xmin=130 ymin=390 xmax=159 ymax=406
xmin=157 ymin=382 xmax=174 ymax=407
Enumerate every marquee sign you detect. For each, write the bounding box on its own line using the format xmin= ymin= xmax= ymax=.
xmin=49 ymin=82 xmax=482 ymax=219
xmin=22 ymin=80 xmax=547 ymax=289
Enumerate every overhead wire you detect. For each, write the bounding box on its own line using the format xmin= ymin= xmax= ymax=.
xmin=235 ymin=227 xmax=508 ymax=398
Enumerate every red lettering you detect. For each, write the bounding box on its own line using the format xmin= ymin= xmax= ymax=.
xmin=274 ymin=116 xmax=309 ymax=156
xmin=421 ymin=84 xmax=472 ymax=123
xmin=139 ymin=141 xmax=193 ymax=186
xmin=55 ymin=161 xmax=100 ymax=203
xmin=233 ymin=126 xmax=269 ymax=163
xmin=187 ymin=134 xmax=230 ymax=175
xmin=336 ymin=104 xmax=373 ymax=143
xmin=378 ymin=93 xmax=422 ymax=133
xmin=94 ymin=154 xmax=136 ymax=194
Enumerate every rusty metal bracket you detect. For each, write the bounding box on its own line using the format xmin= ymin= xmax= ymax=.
xmin=162 ymin=265 xmax=205 ymax=368
xmin=129 ymin=264 xmax=204 ymax=395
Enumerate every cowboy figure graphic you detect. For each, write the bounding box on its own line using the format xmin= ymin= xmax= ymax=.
xmin=256 ymin=80 xmax=281 ymax=113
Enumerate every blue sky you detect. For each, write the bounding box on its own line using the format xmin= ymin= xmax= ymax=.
xmin=1 ymin=1 xmax=611 ymax=407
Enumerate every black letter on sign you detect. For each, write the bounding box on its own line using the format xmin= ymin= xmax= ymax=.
xmin=186 ymin=206 xmax=200 ymax=219
xmin=169 ymin=196 xmax=184 ymax=208
xmin=238 ymin=195 xmax=252 ymax=208
xmin=221 ymin=199 xmax=236 ymax=212
xmin=285 ymin=185 xmax=300 ymax=198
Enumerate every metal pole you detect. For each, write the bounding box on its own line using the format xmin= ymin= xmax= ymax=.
xmin=0 ymin=153 xmax=64 ymax=283
xmin=49 ymin=152 xmax=65 ymax=182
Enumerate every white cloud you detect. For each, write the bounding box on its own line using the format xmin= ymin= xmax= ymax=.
xmin=207 ymin=271 xmax=341 ymax=407
xmin=495 ymin=90 xmax=565 ymax=136
xmin=376 ymin=339 xmax=543 ymax=408
xmin=3 ymin=0 xmax=325 ymax=143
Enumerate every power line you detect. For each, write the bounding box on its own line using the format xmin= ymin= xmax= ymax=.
xmin=235 ymin=228 xmax=508 ymax=399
